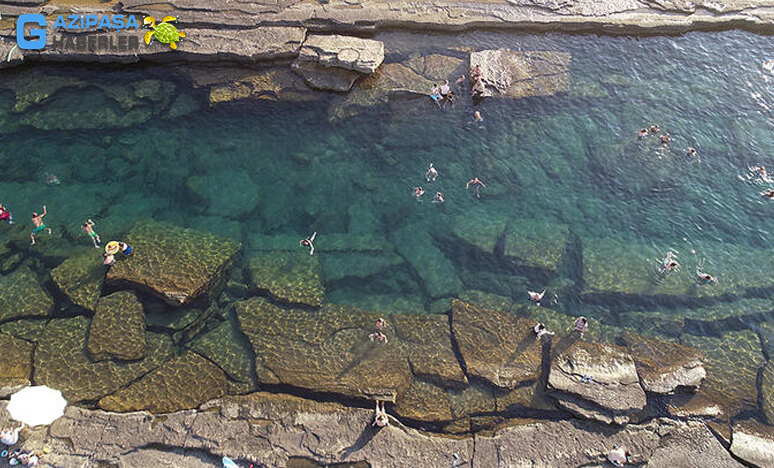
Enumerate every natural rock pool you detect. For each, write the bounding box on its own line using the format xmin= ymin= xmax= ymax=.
xmin=1 ymin=28 xmax=773 ymax=463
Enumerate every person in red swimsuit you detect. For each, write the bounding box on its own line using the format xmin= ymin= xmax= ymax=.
xmin=0 ymin=203 xmax=13 ymax=224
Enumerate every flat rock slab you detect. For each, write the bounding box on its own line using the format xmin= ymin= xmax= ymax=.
xmin=87 ymin=291 xmax=147 ymax=361
xmin=35 ymin=316 xmax=173 ymax=403
xmin=582 ymin=237 xmax=774 ymax=300
xmin=320 ymin=251 xmax=404 ymax=282
xmin=394 ymin=378 xmax=454 ymax=423
xmin=451 ymin=299 xmax=542 ymax=390
xmin=504 ymin=219 xmax=570 ymax=272
xmin=391 ymin=313 xmax=467 ymax=388
xmin=186 ymin=170 xmax=261 ymax=219
xmin=246 ymin=251 xmax=324 ymax=307
xmin=0 ymin=267 xmax=54 ymax=323
xmin=681 ymin=330 xmax=765 ymax=413
xmin=99 ymin=351 xmax=229 ymax=414
xmin=730 ymin=420 xmax=774 ymax=468
xmin=187 ymin=318 xmax=256 ymax=387
xmin=0 ymin=332 xmax=33 ymax=392
xmin=235 ymin=297 xmax=412 ymax=402
xmin=299 ymin=34 xmax=384 ymax=74
xmin=291 ymin=59 xmax=361 ymax=92
xmin=548 ymin=340 xmax=646 ymax=424
xmin=392 ymin=225 xmax=462 ymax=300
xmin=469 ymin=50 xmax=571 ymax=99
xmin=106 ymin=221 xmax=241 ymax=306
xmin=619 ymin=331 xmax=705 ymax=394
xmin=50 ymin=249 xmax=106 ymax=311
xmin=451 ymin=209 xmax=508 ymax=255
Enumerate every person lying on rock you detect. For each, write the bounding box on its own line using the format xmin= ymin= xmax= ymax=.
xmin=0 ymin=425 xmax=22 ymax=446
xmin=607 ymin=443 xmax=631 ymax=467
xmin=372 ymin=400 xmax=389 ymax=427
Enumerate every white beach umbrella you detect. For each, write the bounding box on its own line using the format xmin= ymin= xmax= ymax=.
xmin=6 ymin=386 xmax=67 ymax=427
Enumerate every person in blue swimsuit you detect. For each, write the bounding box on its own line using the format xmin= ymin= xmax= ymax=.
xmin=429 ymin=84 xmax=442 ymax=108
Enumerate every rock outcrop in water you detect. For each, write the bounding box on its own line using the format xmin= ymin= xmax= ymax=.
xmin=619 ymin=331 xmax=705 ymax=394
xmin=106 ymin=221 xmax=241 ymax=306
xmin=246 ymin=251 xmax=325 ymax=308
xmin=0 ymin=267 xmax=53 ymax=323
xmin=469 ymin=50 xmax=571 ymax=99
xmin=50 ymin=249 xmax=106 ymax=311
xmin=87 ymin=291 xmax=147 ymax=362
xmin=0 ymin=332 xmax=33 ymax=397
xmin=730 ymin=419 xmax=774 ymax=468
xmin=292 ymin=34 xmax=384 ymax=92
xmin=547 ymin=340 xmax=647 ymax=424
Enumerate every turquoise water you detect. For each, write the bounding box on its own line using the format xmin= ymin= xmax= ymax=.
xmin=0 ymin=30 xmax=773 ymax=415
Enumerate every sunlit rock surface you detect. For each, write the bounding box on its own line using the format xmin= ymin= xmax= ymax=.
xmin=87 ymin=291 xmax=147 ymax=362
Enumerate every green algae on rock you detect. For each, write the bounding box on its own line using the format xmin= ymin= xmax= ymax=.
xmin=99 ymin=351 xmax=229 ymax=414
xmin=246 ymin=251 xmax=324 ymax=307
xmin=619 ymin=331 xmax=705 ymax=394
xmin=0 ymin=332 xmax=33 ymax=393
xmin=186 ymin=170 xmax=261 ymax=219
xmin=35 ymin=317 xmax=173 ymax=402
xmin=50 ymin=248 xmax=106 ymax=311
xmin=451 ymin=209 xmax=508 ymax=255
xmin=681 ymin=330 xmax=765 ymax=414
xmin=451 ymin=299 xmax=543 ymax=390
xmin=504 ymin=219 xmax=570 ymax=272
xmin=0 ymin=267 xmax=54 ymax=323
xmin=235 ymin=297 xmax=412 ymax=402
xmin=87 ymin=291 xmax=147 ymax=361
xmin=106 ymin=221 xmax=241 ymax=306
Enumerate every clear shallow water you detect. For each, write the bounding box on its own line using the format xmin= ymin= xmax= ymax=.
xmin=0 ymin=30 xmax=773 ymax=410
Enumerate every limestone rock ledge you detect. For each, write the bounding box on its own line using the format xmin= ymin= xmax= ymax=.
xmin=0 ymin=393 xmax=746 ymax=468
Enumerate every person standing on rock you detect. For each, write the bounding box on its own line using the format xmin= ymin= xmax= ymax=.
xmin=29 ymin=205 xmax=51 ymax=245
xmin=607 ymin=444 xmax=630 ymax=467
xmin=534 ymin=322 xmax=554 ymax=340
xmin=300 ymin=232 xmax=317 ymax=256
xmin=373 ymin=400 xmax=389 ymax=427
xmin=573 ymin=316 xmax=588 ymax=337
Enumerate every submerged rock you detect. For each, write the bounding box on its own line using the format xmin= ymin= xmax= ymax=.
xmin=186 ymin=170 xmax=261 ymax=219
xmin=450 ymin=209 xmax=508 ymax=255
xmin=619 ymin=331 xmax=705 ymax=394
xmin=504 ymin=219 xmax=570 ymax=272
xmin=235 ymin=297 xmax=412 ymax=402
xmin=763 ymin=361 xmax=774 ymax=424
xmin=451 ymin=299 xmax=542 ymax=390
xmin=99 ymin=351 xmax=229 ymax=414
xmin=187 ymin=319 xmax=256 ymax=388
xmin=35 ymin=317 xmax=173 ymax=402
xmin=87 ymin=291 xmax=147 ymax=362
xmin=730 ymin=419 xmax=774 ymax=468
xmin=246 ymin=251 xmax=324 ymax=307
xmin=392 ymin=224 xmax=462 ymax=300
xmin=106 ymin=221 xmax=241 ymax=306
xmin=197 ymin=66 xmax=317 ymax=104
xmin=469 ymin=50 xmax=571 ymax=99
xmin=547 ymin=340 xmax=646 ymax=424
xmin=298 ymin=34 xmax=384 ymax=74
xmin=0 ymin=333 xmax=33 ymax=396
xmin=681 ymin=330 xmax=765 ymax=414
xmin=0 ymin=267 xmax=54 ymax=323
xmin=292 ymin=59 xmax=362 ymax=93
xmin=50 ymin=248 xmax=106 ymax=311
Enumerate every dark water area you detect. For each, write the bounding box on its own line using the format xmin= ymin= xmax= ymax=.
xmin=0 ymin=29 xmax=773 ymax=423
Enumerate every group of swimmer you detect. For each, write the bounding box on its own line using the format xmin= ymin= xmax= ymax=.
xmin=429 ymin=65 xmax=486 ymax=124
xmin=637 ymin=125 xmax=698 ymax=161
xmin=413 ymin=163 xmax=487 ymax=204
xmin=742 ymin=165 xmax=774 ymax=200
xmin=1 ymin=425 xmax=41 ymax=466
xmin=657 ymin=250 xmax=716 ymax=285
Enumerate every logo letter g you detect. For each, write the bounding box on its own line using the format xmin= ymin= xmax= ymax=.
xmin=17 ymin=14 xmax=47 ymax=50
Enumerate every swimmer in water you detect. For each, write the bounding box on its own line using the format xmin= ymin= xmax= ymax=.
xmin=660 ymin=133 xmax=671 ymax=144
xmin=432 ymin=192 xmax=445 ymax=204
xmin=474 ymin=110 xmax=483 ymax=123
xmin=30 ymin=205 xmax=51 ymax=245
xmin=300 ymin=232 xmax=317 ymax=256
xmin=82 ymin=219 xmax=101 ymax=248
xmin=0 ymin=203 xmax=13 ymax=224
xmin=413 ymin=186 xmax=425 ymax=199
xmin=659 ymin=251 xmax=679 ymax=274
xmin=685 ymin=147 xmax=698 ymax=160
xmin=637 ymin=128 xmax=648 ymax=139
xmin=761 ymin=189 xmax=774 ymax=199
xmin=455 ymin=74 xmax=466 ymax=86
xmin=426 ymin=163 xmax=438 ymax=182
xmin=44 ymin=173 xmax=60 ymax=186
xmin=696 ymin=270 xmax=716 ymax=285
xmin=649 ymin=125 xmax=660 ymax=134
xmin=528 ymin=289 xmax=545 ymax=304
xmin=466 ymin=177 xmax=486 ymax=198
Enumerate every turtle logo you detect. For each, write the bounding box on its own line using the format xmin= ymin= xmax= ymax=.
xmin=143 ymin=16 xmax=185 ymax=50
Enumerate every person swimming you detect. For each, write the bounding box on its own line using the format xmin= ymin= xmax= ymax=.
xmin=637 ymin=128 xmax=648 ymax=139
xmin=30 ymin=205 xmax=51 ymax=245
xmin=761 ymin=188 xmax=774 ymax=199
xmin=697 ymin=270 xmax=716 ymax=285
xmin=432 ymin=192 xmax=445 ymax=204
xmin=466 ymin=177 xmax=486 ymax=198
xmin=413 ymin=186 xmax=425 ymax=199
xmin=659 ymin=251 xmax=679 ymax=274
xmin=0 ymin=203 xmax=13 ymax=224
xmin=660 ymin=133 xmax=671 ymax=144
xmin=474 ymin=110 xmax=483 ymax=123
xmin=82 ymin=219 xmax=101 ymax=248
xmin=426 ymin=163 xmax=438 ymax=182
xmin=649 ymin=125 xmax=660 ymax=133
xmin=528 ymin=290 xmax=545 ymax=304
xmin=44 ymin=172 xmax=60 ymax=186
xmin=300 ymin=232 xmax=317 ymax=255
